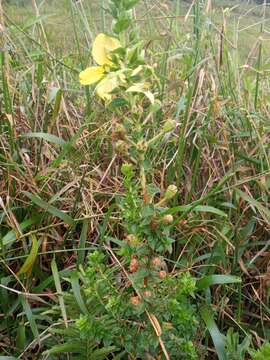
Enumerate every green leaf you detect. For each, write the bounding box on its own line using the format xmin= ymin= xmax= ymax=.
xmin=23 ymin=191 xmax=74 ymax=226
xmin=49 ymin=87 xmax=62 ymax=129
xmin=77 ymin=219 xmax=89 ymax=266
xmin=200 ymin=305 xmax=227 ymax=360
xmin=51 ymin=257 xmax=68 ymax=327
xmin=71 ymin=271 xmax=88 ymax=315
xmin=91 ymin=346 xmax=117 ymax=358
xmin=21 ymin=132 xmax=66 ymax=146
xmin=236 ymin=189 xmax=270 ymax=225
xmin=126 ymin=83 xmax=155 ymax=104
xmin=197 ymin=275 xmax=241 ymax=290
xmin=2 ymin=218 xmax=37 ymax=247
xmin=124 ymin=0 xmax=140 ymax=10
xmin=44 ymin=343 xmax=83 ymax=354
xmin=20 ymin=295 xmax=39 ymax=340
xmin=17 ymin=235 xmax=39 ymax=276
xmin=167 ymin=204 xmax=227 ymax=217
xmin=113 ymin=15 xmax=131 ymax=34
xmin=193 ymin=205 xmax=227 ymax=217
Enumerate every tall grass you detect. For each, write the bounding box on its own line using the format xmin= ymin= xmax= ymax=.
xmin=1 ymin=0 xmax=270 ymax=358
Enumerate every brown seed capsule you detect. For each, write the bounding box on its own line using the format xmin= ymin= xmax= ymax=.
xmin=158 ymin=270 xmax=167 ymax=279
xmin=129 ymin=256 xmax=139 ymax=273
xmin=115 ymin=140 xmax=129 ymax=155
xmin=130 ymin=296 xmax=140 ymax=306
xmin=125 ymin=234 xmax=140 ymax=247
xmin=152 ymin=257 xmax=162 ymax=267
xmin=114 ymin=123 xmax=127 ymax=139
xmin=136 ymin=140 xmax=148 ymax=152
xmin=150 ymin=218 xmax=158 ymax=231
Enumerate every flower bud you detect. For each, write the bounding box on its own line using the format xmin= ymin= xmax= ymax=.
xmin=115 ymin=140 xmax=129 ymax=155
xmin=130 ymin=295 xmax=140 ymax=306
xmin=164 ymin=185 xmax=178 ymax=200
xmin=158 ymin=270 xmax=167 ymax=279
xmin=143 ymin=290 xmax=152 ymax=298
xmin=125 ymin=234 xmax=140 ymax=247
xmin=121 ymin=163 xmax=134 ymax=177
xmin=136 ymin=140 xmax=148 ymax=152
xmin=162 ymin=119 xmax=177 ymax=133
xmin=161 ymin=214 xmax=174 ymax=225
xmin=115 ymin=123 xmax=127 ymax=139
xmin=129 ymin=256 xmax=139 ymax=273
xmin=152 ymin=257 xmax=162 ymax=267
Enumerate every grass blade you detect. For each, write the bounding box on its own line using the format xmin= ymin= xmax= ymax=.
xmin=51 ymin=257 xmax=68 ymax=327
xmin=23 ymin=191 xmax=74 ymax=226
xmin=17 ymin=235 xmax=39 ymax=276
xmin=200 ymin=305 xmax=227 ymax=360
xmin=197 ymin=275 xmax=241 ymax=290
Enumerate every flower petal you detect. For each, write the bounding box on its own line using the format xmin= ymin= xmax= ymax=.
xmin=126 ymin=83 xmax=155 ymax=104
xmin=92 ymin=33 xmax=121 ymax=66
xmin=79 ymin=66 xmax=105 ymax=85
xmin=95 ymin=75 xmax=119 ymax=101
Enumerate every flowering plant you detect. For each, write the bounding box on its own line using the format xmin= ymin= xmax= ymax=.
xmin=46 ymin=1 xmax=199 ymax=358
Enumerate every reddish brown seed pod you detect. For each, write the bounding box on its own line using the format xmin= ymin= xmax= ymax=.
xmin=130 ymin=296 xmax=140 ymax=306
xmin=129 ymin=256 xmax=139 ymax=273
xmin=152 ymin=257 xmax=162 ymax=267
xmin=158 ymin=270 xmax=167 ymax=279
xmin=143 ymin=290 xmax=152 ymax=298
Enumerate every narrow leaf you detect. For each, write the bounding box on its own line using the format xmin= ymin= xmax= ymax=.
xmin=200 ymin=305 xmax=227 ymax=360
xmin=197 ymin=275 xmax=241 ymax=290
xmin=71 ymin=271 xmax=88 ymax=315
xmin=21 ymin=132 xmax=66 ymax=146
xmin=51 ymin=257 xmax=68 ymax=327
xmin=20 ymin=295 xmax=39 ymax=340
xmin=17 ymin=235 xmax=39 ymax=276
xmin=44 ymin=343 xmax=83 ymax=354
xmin=24 ymin=191 xmax=74 ymax=226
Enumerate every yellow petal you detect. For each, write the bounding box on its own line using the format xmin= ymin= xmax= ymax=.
xmin=79 ymin=66 xmax=105 ymax=85
xmin=126 ymin=83 xmax=155 ymax=104
xmin=92 ymin=33 xmax=121 ymax=66
xmin=95 ymin=75 xmax=118 ymax=101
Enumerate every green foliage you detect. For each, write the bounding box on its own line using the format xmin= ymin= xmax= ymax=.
xmin=2 ymin=0 xmax=270 ymax=358
xmin=225 ymin=328 xmax=251 ymax=360
xmin=251 ymin=342 xmax=270 ymax=360
xmin=46 ymin=250 xmax=198 ymax=359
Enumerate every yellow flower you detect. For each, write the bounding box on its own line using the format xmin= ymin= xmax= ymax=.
xmin=96 ymin=77 xmax=118 ymax=101
xmin=79 ymin=66 xmax=105 ymax=85
xmin=95 ymin=71 xmax=125 ymax=101
xmin=79 ymin=33 xmax=122 ymax=100
xmin=92 ymin=33 xmax=121 ymax=66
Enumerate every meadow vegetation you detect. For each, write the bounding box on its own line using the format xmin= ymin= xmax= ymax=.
xmin=1 ymin=0 xmax=270 ymax=359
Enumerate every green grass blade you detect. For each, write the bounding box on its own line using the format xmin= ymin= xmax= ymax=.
xmin=51 ymin=257 xmax=68 ymax=327
xmin=197 ymin=275 xmax=241 ymax=290
xmin=23 ymin=191 xmax=74 ymax=226
xmin=200 ymin=305 xmax=227 ymax=360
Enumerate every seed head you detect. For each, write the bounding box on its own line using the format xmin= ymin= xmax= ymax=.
xmin=143 ymin=290 xmax=152 ymax=298
xmin=152 ymin=257 xmax=162 ymax=267
xmin=115 ymin=140 xmax=129 ymax=155
xmin=129 ymin=256 xmax=139 ymax=273
xmin=130 ymin=296 xmax=140 ymax=306
xmin=158 ymin=270 xmax=167 ymax=279
xmin=161 ymin=214 xmax=174 ymax=225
